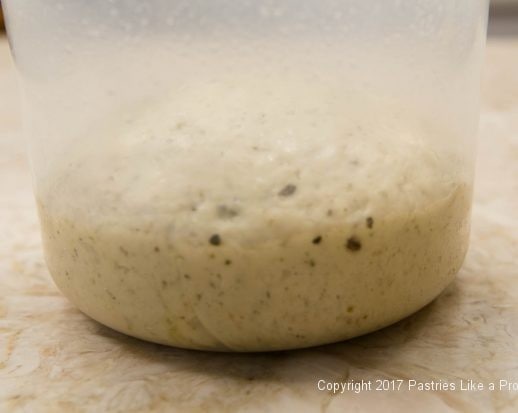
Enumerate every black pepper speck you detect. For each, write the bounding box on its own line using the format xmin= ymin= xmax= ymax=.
xmin=278 ymin=184 xmax=297 ymax=197
xmin=217 ymin=205 xmax=239 ymax=219
xmin=209 ymin=234 xmax=222 ymax=246
xmin=346 ymin=236 xmax=362 ymax=252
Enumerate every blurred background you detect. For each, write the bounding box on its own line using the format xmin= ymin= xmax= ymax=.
xmin=490 ymin=0 xmax=518 ymax=36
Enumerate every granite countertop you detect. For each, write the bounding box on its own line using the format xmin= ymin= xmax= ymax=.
xmin=0 ymin=33 xmax=517 ymax=413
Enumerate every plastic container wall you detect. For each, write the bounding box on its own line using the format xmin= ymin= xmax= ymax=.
xmin=3 ymin=0 xmax=489 ymax=351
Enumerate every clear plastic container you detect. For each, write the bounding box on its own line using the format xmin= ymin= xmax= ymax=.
xmin=3 ymin=0 xmax=489 ymax=351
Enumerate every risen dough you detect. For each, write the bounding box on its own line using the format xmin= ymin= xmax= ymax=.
xmin=38 ymin=58 xmax=471 ymax=351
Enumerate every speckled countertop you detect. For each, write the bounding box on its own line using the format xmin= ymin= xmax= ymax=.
xmin=0 ymin=33 xmax=517 ymax=413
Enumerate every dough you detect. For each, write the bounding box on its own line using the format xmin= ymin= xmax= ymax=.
xmin=37 ymin=53 xmax=471 ymax=351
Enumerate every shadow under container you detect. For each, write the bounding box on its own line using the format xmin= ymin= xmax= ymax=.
xmin=3 ymin=0 xmax=489 ymax=351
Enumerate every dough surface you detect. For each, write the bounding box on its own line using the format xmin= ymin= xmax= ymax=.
xmin=38 ymin=55 xmax=471 ymax=351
